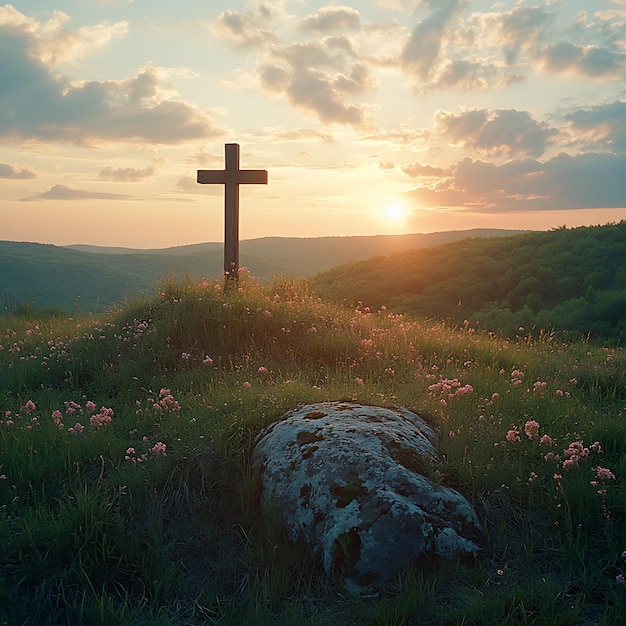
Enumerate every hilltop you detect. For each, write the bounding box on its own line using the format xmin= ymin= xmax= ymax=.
xmin=1 ymin=273 xmax=624 ymax=623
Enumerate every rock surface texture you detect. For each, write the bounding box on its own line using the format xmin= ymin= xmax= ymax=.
xmin=252 ymin=401 xmax=482 ymax=588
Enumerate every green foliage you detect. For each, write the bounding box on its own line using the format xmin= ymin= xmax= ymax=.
xmin=311 ymin=221 xmax=626 ymax=343
xmin=0 ymin=274 xmax=625 ymax=624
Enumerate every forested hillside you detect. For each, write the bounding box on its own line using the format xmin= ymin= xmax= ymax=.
xmin=311 ymin=222 xmax=626 ymax=342
xmin=0 ymin=229 xmax=520 ymax=314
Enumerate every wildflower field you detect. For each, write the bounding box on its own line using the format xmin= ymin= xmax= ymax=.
xmin=1 ymin=273 xmax=625 ymax=624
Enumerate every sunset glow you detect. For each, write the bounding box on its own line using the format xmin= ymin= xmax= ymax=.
xmin=1 ymin=1 xmax=626 ymax=248
xmin=384 ymin=203 xmax=408 ymax=224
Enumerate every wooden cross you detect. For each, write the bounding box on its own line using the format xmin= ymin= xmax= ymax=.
xmin=197 ymin=143 xmax=268 ymax=287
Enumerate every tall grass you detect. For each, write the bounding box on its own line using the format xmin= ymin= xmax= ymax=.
xmin=1 ymin=271 xmax=624 ymax=624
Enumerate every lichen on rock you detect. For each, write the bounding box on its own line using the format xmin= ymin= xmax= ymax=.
xmin=252 ymin=401 xmax=483 ymax=588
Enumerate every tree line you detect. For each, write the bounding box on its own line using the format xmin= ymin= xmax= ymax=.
xmin=310 ymin=222 xmax=626 ymax=342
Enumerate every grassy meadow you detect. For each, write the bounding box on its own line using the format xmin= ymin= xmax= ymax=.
xmin=1 ymin=271 xmax=625 ymax=624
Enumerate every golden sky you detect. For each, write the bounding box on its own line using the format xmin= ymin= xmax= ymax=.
xmin=2 ymin=1 xmax=626 ymax=248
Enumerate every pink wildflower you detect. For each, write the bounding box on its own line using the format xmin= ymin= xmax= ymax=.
xmin=540 ymin=434 xmax=554 ymax=446
xmin=52 ymin=410 xmax=64 ymax=429
xmin=593 ymin=466 xmax=615 ymax=481
xmin=151 ymin=442 xmax=167 ymax=456
xmin=510 ymin=369 xmax=524 ymax=383
xmin=64 ymin=400 xmax=82 ymax=416
xmin=157 ymin=388 xmax=180 ymax=412
xmin=524 ymin=420 xmax=540 ymax=439
xmin=90 ymin=406 xmax=113 ymax=428
xmin=257 ymin=366 xmax=268 ymax=374
xmin=355 ymin=377 xmax=365 ymax=386
xmin=506 ymin=427 xmax=521 ymax=443
xmin=242 ymin=381 xmax=251 ymax=389
xmin=202 ymin=356 xmax=213 ymax=365
xmin=85 ymin=401 xmax=96 ymax=414
xmin=22 ymin=400 xmax=36 ymax=414
xmin=616 ymin=574 xmax=625 ymax=584
xmin=455 ymin=384 xmax=473 ymax=397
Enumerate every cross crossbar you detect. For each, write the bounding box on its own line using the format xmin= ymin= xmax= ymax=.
xmin=197 ymin=143 xmax=268 ymax=286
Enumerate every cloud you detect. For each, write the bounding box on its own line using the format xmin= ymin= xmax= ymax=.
xmin=402 ymin=162 xmax=451 ymax=178
xmin=99 ymin=159 xmax=164 ymax=182
xmin=363 ymin=126 xmax=430 ymax=145
xmin=0 ymin=5 xmax=128 ymax=66
xmin=495 ymin=5 xmax=626 ymax=79
xmin=256 ymin=128 xmax=335 ymax=143
xmin=396 ymin=3 xmax=626 ymax=91
xmin=0 ymin=10 xmax=223 ymax=145
xmin=435 ymin=108 xmax=558 ymax=158
xmin=400 ymin=0 xmax=465 ymax=81
xmin=374 ymin=0 xmax=422 ymax=11
xmin=540 ymin=42 xmax=626 ymax=78
xmin=565 ymin=100 xmax=626 ymax=154
xmin=22 ymin=184 xmax=132 ymax=201
xmin=300 ymin=6 xmax=362 ymax=33
xmin=404 ymin=152 xmax=626 ymax=212
xmin=499 ymin=6 xmax=552 ymax=66
xmin=431 ymin=59 xmax=520 ymax=90
xmin=213 ymin=4 xmax=378 ymax=128
xmin=0 ymin=162 xmax=35 ymax=179
xmin=212 ymin=8 xmax=279 ymax=48
xmin=259 ymin=39 xmax=377 ymax=127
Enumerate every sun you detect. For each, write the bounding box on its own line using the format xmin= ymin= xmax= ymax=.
xmin=384 ymin=203 xmax=407 ymax=222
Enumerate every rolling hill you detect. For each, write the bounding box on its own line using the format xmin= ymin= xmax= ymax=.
xmin=0 ymin=229 xmax=522 ymax=314
xmin=310 ymin=222 xmax=626 ymax=341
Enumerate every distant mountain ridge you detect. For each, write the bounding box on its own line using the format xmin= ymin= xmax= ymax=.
xmin=1 ymin=229 xmax=525 ymax=314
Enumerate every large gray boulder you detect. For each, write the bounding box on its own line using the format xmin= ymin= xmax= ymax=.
xmin=252 ymin=402 xmax=482 ymax=588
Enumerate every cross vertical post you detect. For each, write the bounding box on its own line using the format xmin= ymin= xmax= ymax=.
xmin=197 ymin=143 xmax=268 ymax=288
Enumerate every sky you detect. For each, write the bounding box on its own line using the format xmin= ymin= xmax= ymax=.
xmin=2 ymin=0 xmax=626 ymax=248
